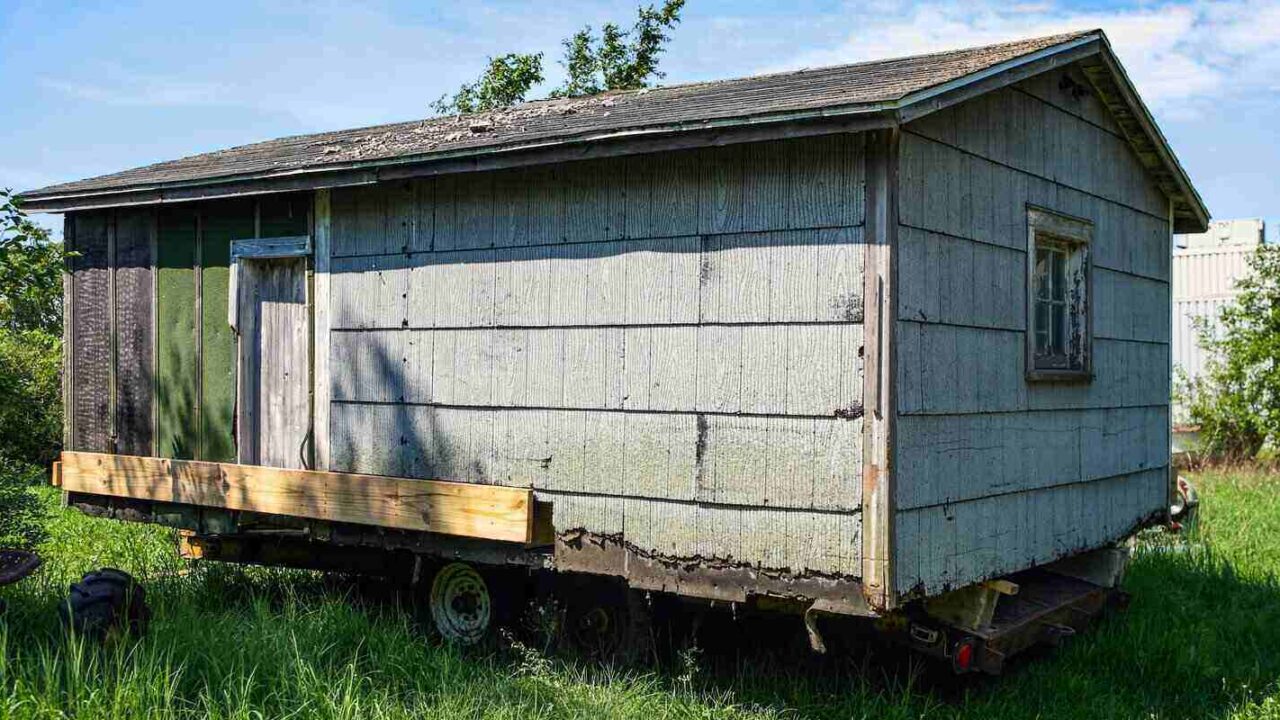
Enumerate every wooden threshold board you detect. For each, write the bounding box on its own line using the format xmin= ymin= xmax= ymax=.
xmin=59 ymin=451 xmax=534 ymax=544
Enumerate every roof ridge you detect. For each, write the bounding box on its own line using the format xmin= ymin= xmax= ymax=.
xmin=22 ymin=28 xmax=1110 ymax=202
xmin=37 ymin=28 xmax=1102 ymax=192
xmin=630 ymin=29 xmax=1100 ymax=95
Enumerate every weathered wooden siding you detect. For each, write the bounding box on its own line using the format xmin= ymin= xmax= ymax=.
xmin=66 ymin=209 xmax=155 ymax=456
xmin=68 ymin=213 xmax=111 ymax=452
xmin=326 ymin=135 xmax=868 ymax=576
xmin=113 ymin=209 xmax=154 ymax=455
xmin=892 ymin=67 xmax=1172 ymax=596
xmin=71 ymin=198 xmax=310 ymax=463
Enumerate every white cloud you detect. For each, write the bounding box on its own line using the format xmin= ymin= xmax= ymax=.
xmin=765 ymin=0 xmax=1280 ymax=116
xmin=39 ymin=74 xmax=233 ymax=108
xmin=33 ymin=0 xmax=599 ymax=131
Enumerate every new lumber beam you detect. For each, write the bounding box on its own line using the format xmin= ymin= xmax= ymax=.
xmin=59 ymin=451 xmax=533 ymax=544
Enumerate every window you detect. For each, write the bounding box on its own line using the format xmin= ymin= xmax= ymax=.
xmin=1026 ymin=207 xmax=1092 ymax=380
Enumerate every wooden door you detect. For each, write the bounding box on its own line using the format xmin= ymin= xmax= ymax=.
xmin=236 ymin=257 xmax=310 ymax=468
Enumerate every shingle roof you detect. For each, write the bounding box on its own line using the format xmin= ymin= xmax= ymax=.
xmin=24 ymin=31 xmax=1095 ymax=199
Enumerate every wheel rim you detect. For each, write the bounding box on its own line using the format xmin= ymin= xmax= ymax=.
xmin=570 ymin=604 xmax=623 ymax=658
xmin=430 ymin=563 xmax=491 ymax=644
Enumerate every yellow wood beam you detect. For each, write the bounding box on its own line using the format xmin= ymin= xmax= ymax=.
xmin=59 ymin=451 xmax=533 ymax=544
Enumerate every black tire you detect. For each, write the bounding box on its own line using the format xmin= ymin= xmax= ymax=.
xmin=564 ymin=583 xmax=654 ymax=665
xmin=59 ymin=568 xmax=150 ymax=639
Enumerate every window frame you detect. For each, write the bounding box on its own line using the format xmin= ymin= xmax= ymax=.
xmin=1025 ymin=206 xmax=1093 ymax=382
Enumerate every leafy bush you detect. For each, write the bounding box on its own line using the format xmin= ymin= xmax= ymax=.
xmin=0 ymin=326 xmax=62 ymax=467
xmin=0 ymin=189 xmax=62 ymax=546
xmin=0 ymin=457 xmax=48 ymax=547
xmin=1177 ymin=242 xmax=1280 ymax=459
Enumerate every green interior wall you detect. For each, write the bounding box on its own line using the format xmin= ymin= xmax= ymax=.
xmin=199 ymin=201 xmax=254 ymax=463
xmin=156 ymin=208 xmax=199 ymax=459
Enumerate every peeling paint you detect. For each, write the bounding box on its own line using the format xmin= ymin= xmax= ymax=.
xmin=693 ymin=414 xmax=709 ymax=480
xmin=555 ymin=528 xmax=869 ymax=612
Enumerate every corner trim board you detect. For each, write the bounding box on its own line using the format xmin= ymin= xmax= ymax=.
xmin=861 ymin=128 xmax=900 ymax=611
xmin=149 ymin=209 xmax=160 ymax=456
xmin=107 ymin=211 xmax=118 ymax=452
xmin=63 ymin=215 xmax=76 ymax=449
xmin=312 ymin=190 xmax=332 ymax=471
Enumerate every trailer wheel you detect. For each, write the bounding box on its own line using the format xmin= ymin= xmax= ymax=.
xmin=565 ymin=586 xmax=653 ymax=664
xmin=429 ymin=562 xmax=492 ymax=644
xmin=59 ymin=568 xmax=150 ymax=640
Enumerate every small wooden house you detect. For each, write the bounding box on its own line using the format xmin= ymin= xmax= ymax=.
xmin=25 ymin=30 xmax=1208 ymax=666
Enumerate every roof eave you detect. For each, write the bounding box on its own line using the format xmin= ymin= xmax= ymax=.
xmin=18 ymin=105 xmax=899 ymax=213
xmin=20 ymin=30 xmax=1211 ymax=231
xmin=894 ymin=30 xmax=1209 ymax=235
xmin=1082 ymin=38 xmax=1210 ymax=233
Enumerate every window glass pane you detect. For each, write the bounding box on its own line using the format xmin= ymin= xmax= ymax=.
xmin=1051 ymin=302 xmax=1067 ymax=355
xmin=1051 ymin=250 xmax=1067 ymax=302
xmin=1034 ymin=248 xmax=1051 ymax=300
xmin=1035 ymin=302 xmax=1050 ymax=355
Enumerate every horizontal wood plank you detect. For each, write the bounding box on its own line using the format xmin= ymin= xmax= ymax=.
xmin=907 ymin=86 xmax=1168 ymax=219
xmin=330 ymin=324 xmax=864 ymax=417
xmin=895 ymin=405 xmax=1169 ymax=510
xmin=328 ymin=228 xmax=865 ymax=331
xmin=897 ymin=132 xmax=1171 ymax=282
xmin=328 ymin=403 xmax=864 ymax=512
xmin=896 ymin=322 xmax=1169 ymax=415
xmin=59 ymin=451 xmax=533 ymax=543
xmin=893 ymin=467 xmax=1166 ymax=596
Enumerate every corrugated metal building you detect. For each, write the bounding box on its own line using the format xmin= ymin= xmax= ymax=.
xmin=1172 ymin=219 xmax=1263 ymax=422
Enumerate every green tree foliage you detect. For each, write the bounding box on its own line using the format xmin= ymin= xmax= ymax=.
xmin=0 ymin=189 xmax=64 ymax=547
xmin=553 ymin=0 xmax=685 ymax=98
xmin=0 ymin=189 xmax=62 ymax=335
xmin=432 ymin=0 xmax=685 ymax=115
xmin=430 ymin=53 xmax=546 ymax=115
xmin=1178 ymin=242 xmax=1280 ymax=459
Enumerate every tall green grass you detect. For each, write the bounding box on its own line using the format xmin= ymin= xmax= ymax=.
xmin=2 ymin=471 xmax=1279 ymax=719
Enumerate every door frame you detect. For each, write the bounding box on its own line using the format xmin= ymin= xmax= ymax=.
xmin=229 ymin=235 xmax=313 ymax=467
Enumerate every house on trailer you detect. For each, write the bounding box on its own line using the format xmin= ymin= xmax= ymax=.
xmin=25 ymin=29 xmax=1207 ymax=662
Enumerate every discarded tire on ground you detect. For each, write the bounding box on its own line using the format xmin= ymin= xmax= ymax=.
xmin=429 ymin=562 xmax=492 ymax=644
xmin=59 ymin=568 xmax=150 ymax=639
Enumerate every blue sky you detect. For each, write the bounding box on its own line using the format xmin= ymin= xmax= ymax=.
xmin=2 ymin=0 xmax=1277 ymax=239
